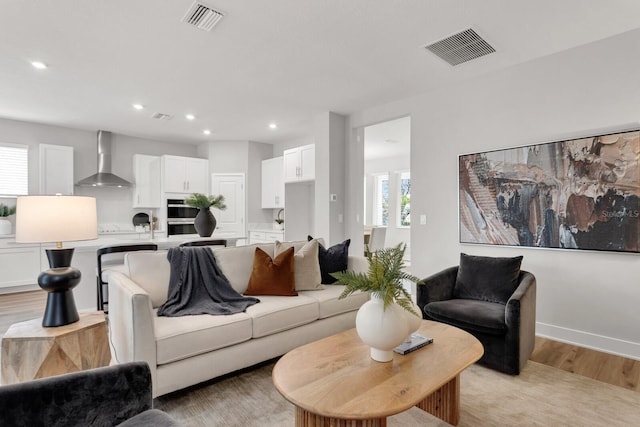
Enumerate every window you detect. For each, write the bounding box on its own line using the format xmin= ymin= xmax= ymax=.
xmin=0 ymin=143 xmax=29 ymax=196
xmin=399 ymin=171 xmax=410 ymax=226
xmin=373 ymin=173 xmax=389 ymax=226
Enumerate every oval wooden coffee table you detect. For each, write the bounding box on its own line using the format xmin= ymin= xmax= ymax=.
xmin=273 ymin=320 xmax=483 ymax=426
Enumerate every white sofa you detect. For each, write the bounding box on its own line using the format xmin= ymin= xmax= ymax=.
xmin=107 ymin=242 xmax=369 ymax=397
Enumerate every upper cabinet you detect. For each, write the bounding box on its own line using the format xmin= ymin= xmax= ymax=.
xmin=283 ymin=144 xmax=315 ymax=183
xmin=162 ymin=155 xmax=208 ymax=194
xmin=261 ymin=156 xmax=284 ymax=208
xmin=39 ymin=144 xmax=74 ymax=195
xmin=133 ymin=154 xmax=161 ymax=208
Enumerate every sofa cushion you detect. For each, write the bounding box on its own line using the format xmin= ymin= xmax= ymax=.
xmin=244 ymin=247 xmax=296 ymax=296
xmin=308 ymin=236 xmax=351 ymax=284
xmin=154 ymin=311 xmax=252 ymax=365
xmin=245 ymin=295 xmax=319 ymax=338
xmin=275 ymin=239 xmax=324 ymax=291
xmin=299 ymin=285 xmax=369 ymax=319
xmin=125 ymin=251 xmax=171 ymax=308
xmin=424 ymin=299 xmax=507 ymax=335
xmin=454 ymin=253 xmax=523 ymax=304
xmin=213 ymin=244 xmax=275 ymax=294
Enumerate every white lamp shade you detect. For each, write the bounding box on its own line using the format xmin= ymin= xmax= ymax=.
xmin=15 ymin=195 xmax=98 ymax=244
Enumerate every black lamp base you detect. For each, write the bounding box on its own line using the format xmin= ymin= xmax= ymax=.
xmin=39 ymin=248 xmax=81 ymax=327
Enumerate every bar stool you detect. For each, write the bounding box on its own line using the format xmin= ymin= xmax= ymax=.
xmin=96 ymin=243 xmax=158 ymax=312
xmin=179 ymin=239 xmax=228 ymax=247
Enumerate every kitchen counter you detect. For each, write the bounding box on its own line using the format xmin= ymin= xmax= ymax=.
xmin=248 ymin=227 xmax=285 ymax=233
xmin=0 ymin=233 xmax=245 ymax=311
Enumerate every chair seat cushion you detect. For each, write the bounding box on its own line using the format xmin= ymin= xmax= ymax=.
xmin=424 ymin=299 xmax=507 ymax=335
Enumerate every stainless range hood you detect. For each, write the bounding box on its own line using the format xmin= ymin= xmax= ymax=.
xmin=76 ymin=130 xmax=132 ymax=188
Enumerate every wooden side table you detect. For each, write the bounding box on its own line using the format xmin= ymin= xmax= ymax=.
xmin=1 ymin=312 xmax=111 ymax=385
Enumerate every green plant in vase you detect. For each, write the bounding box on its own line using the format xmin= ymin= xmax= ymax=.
xmin=334 ymin=243 xmax=421 ymax=315
xmin=184 ymin=193 xmax=226 ymax=210
xmin=333 ymin=243 xmax=423 ymax=362
xmin=0 ymin=203 xmax=16 ymax=235
xmin=185 ymin=193 xmax=226 ymax=237
xmin=0 ymin=203 xmax=17 ymax=217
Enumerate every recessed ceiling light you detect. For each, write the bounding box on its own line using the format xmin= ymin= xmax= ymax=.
xmin=203 ymin=129 xmax=211 ymax=135
xmin=31 ymin=61 xmax=47 ymax=69
xmin=132 ymin=104 xmax=144 ymax=110
xmin=269 ymin=123 xmax=277 ymax=130
xmin=186 ymin=114 xmax=196 ymax=120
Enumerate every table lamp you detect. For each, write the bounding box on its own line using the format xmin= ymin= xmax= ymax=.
xmin=15 ymin=195 xmax=98 ymax=327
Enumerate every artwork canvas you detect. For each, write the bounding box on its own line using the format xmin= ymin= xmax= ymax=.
xmin=459 ymin=130 xmax=640 ymax=253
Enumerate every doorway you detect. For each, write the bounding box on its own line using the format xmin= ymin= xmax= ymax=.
xmin=211 ymin=173 xmax=246 ymax=238
xmin=363 ymin=116 xmax=411 ymax=260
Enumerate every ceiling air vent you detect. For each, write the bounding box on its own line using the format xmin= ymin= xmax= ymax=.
xmin=424 ymin=28 xmax=495 ymax=66
xmin=151 ymin=113 xmax=173 ymax=121
xmin=182 ymin=2 xmax=224 ymax=32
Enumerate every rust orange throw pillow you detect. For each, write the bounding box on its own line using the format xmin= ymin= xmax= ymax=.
xmin=244 ymin=247 xmax=297 ymax=296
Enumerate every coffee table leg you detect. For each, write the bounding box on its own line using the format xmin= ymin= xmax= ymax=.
xmin=416 ymin=374 xmax=460 ymax=425
xmin=295 ymin=407 xmax=386 ymax=427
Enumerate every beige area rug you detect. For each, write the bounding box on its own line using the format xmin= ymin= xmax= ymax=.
xmin=155 ymin=360 xmax=640 ymax=426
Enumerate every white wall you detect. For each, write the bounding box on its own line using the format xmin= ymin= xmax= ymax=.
xmin=272 ymin=136 xmax=315 ymax=157
xmin=315 ymin=112 xmax=346 ymax=245
xmin=0 ymin=117 xmax=198 ymax=226
xmin=199 ymin=140 xmax=273 ymax=226
xmin=346 ymin=29 xmax=640 ymax=359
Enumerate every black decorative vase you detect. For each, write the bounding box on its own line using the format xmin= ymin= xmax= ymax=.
xmin=194 ymin=208 xmax=216 ymax=237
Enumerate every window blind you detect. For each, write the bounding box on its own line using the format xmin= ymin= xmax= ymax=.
xmin=0 ymin=143 xmax=29 ymax=196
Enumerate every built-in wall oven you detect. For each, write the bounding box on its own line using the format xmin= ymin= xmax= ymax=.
xmin=167 ymin=199 xmax=198 ymax=236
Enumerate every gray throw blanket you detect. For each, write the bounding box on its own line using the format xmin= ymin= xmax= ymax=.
xmin=157 ymin=247 xmax=259 ymax=317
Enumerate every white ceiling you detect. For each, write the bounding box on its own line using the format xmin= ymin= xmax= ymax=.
xmin=364 ymin=116 xmax=410 ymax=161
xmin=2 ymin=1 xmax=640 ymax=145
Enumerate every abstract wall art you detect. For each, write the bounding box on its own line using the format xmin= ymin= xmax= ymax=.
xmin=459 ymin=129 xmax=640 ymax=253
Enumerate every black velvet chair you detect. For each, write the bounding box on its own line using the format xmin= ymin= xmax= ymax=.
xmin=417 ymin=253 xmax=536 ymax=375
xmin=0 ymin=362 xmax=179 ymax=427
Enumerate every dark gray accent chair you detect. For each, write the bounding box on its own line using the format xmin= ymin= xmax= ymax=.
xmin=0 ymin=362 xmax=179 ymax=427
xmin=417 ymin=254 xmax=536 ymax=375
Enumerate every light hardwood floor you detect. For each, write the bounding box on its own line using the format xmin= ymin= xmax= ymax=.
xmin=1 ymin=290 xmax=638 ymax=393
xmin=530 ymin=336 xmax=640 ymax=392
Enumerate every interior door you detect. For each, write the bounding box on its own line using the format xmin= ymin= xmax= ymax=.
xmin=211 ymin=173 xmax=245 ymax=238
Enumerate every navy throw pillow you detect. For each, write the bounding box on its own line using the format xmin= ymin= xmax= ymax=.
xmin=453 ymin=253 xmax=523 ymax=304
xmin=307 ymin=236 xmax=350 ymax=284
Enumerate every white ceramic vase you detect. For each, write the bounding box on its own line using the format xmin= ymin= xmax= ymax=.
xmin=0 ymin=218 xmax=11 ymax=235
xmin=356 ymin=293 xmax=410 ymax=362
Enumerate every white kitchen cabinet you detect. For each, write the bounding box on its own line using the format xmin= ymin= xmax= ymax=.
xmin=39 ymin=144 xmax=74 ymax=195
xmin=162 ymin=155 xmax=208 ymax=194
xmin=261 ymin=156 xmax=284 ymax=208
xmin=283 ymin=144 xmax=315 ymax=183
xmin=132 ymin=154 xmax=161 ymax=208
xmin=0 ymin=241 xmax=41 ymax=289
xmin=249 ymin=230 xmax=284 ymax=244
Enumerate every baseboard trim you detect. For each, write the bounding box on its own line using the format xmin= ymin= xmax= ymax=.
xmin=536 ymin=322 xmax=640 ymax=361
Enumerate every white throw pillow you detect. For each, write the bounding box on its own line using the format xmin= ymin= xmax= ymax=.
xmin=275 ymin=239 xmax=324 ymax=291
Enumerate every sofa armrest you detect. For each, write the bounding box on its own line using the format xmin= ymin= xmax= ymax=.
xmin=347 ymin=255 xmax=368 ymax=274
xmin=108 ymin=272 xmax=158 ymax=393
xmin=417 ymin=266 xmax=458 ymax=318
xmin=506 ymin=270 xmax=537 ymax=369
xmin=0 ymin=362 xmax=152 ymax=426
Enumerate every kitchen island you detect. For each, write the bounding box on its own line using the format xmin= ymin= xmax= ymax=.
xmin=0 ymin=233 xmax=244 ymax=311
